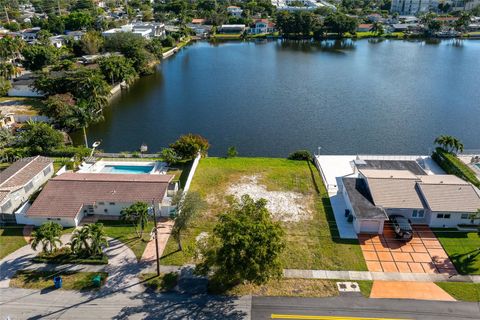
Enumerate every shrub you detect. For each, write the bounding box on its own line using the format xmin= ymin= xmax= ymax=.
xmin=226 ymin=146 xmax=238 ymax=158
xmin=432 ymin=148 xmax=480 ymax=188
xmin=170 ymin=134 xmax=210 ymax=160
xmin=287 ymin=150 xmax=313 ymax=161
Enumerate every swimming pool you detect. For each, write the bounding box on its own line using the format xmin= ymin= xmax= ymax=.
xmin=100 ymin=165 xmax=154 ymax=174
xmin=475 ymin=163 xmax=480 ymax=170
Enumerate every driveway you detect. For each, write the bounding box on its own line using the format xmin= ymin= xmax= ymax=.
xmin=359 ymin=224 xmax=457 ymax=274
xmin=0 ymin=234 xmax=142 ymax=293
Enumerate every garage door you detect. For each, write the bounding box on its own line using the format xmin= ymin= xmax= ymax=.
xmin=361 ymin=220 xmax=381 ymax=234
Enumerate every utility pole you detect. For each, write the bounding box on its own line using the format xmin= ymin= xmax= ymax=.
xmin=152 ymin=199 xmax=160 ymax=276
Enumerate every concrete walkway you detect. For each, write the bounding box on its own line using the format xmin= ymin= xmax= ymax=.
xmin=283 ymin=269 xmax=480 ymax=283
xmin=140 ymin=219 xmax=174 ymax=263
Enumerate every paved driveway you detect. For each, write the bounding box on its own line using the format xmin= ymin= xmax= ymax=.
xmin=359 ymin=225 xmax=457 ymax=274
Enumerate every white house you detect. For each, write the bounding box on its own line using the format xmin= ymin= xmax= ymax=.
xmin=227 ymin=6 xmax=243 ymax=18
xmin=102 ymin=23 xmax=166 ymax=39
xmin=0 ymin=157 xmax=54 ymax=222
xmin=342 ymin=167 xmax=480 ymax=234
xmin=25 ymin=172 xmax=178 ymax=227
xmin=250 ymin=19 xmax=276 ymax=34
xmin=218 ymin=24 xmax=246 ymax=34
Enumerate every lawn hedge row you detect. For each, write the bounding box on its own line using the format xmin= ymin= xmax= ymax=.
xmin=432 ymin=148 xmax=480 ymax=188
xmin=32 ymin=247 xmax=108 ymax=265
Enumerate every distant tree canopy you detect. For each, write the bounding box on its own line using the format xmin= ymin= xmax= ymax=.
xmin=19 ymin=121 xmax=64 ymax=154
xmin=21 ymin=45 xmax=60 ymax=71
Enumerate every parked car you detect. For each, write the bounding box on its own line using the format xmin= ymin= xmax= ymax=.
xmin=389 ymin=215 xmax=413 ymax=241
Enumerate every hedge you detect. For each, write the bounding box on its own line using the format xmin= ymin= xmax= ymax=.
xmin=432 ymin=148 xmax=480 ymax=188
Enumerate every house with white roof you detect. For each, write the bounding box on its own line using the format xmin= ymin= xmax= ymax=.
xmin=102 ymin=23 xmax=165 ymax=39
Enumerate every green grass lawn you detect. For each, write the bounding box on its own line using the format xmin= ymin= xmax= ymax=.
xmin=10 ymin=270 xmax=108 ymax=291
xmin=0 ymin=226 xmax=27 ymax=260
xmin=433 ymin=229 xmax=480 ymax=275
xmin=140 ymin=272 xmax=178 ymax=292
xmin=436 ymin=282 xmax=480 ymax=302
xmin=100 ymin=220 xmax=155 ymax=260
xmin=161 ymin=157 xmax=366 ymax=271
xmin=212 ymin=33 xmax=243 ymax=40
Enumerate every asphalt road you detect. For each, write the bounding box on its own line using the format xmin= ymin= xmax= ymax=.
xmin=251 ymin=295 xmax=480 ymax=320
xmin=2 ymin=288 xmax=480 ymax=320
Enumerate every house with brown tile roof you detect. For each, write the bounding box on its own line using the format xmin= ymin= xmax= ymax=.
xmin=0 ymin=156 xmax=54 ymax=217
xmin=24 ymin=172 xmax=177 ymax=227
xmin=342 ymin=164 xmax=480 ymax=234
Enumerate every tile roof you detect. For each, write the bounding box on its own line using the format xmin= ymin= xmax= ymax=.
xmin=27 ymin=173 xmax=174 ymax=218
xmin=0 ymin=156 xmax=53 ymax=190
xmin=54 ymin=172 xmax=174 ymax=183
xmin=418 ymin=175 xmax=467 ymax=185
xmin=366 ymin=177 xmax=424 ymax=209
xmin=418 ymin=183 xmax=480 ymax=212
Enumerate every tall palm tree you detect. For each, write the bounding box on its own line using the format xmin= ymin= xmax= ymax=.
xmin=434 ymin=135 xmax=464 ymax=154
xmin=121 ymin=202 xmax=150 ymax=238
xmin=31 ymin=222 xmax=63 ymax=254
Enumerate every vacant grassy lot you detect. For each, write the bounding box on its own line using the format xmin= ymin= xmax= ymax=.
xmin=161 ymin=157 xmax=366 ymax=271
xmin=433 ymin=229 xmax=480 ymax=275
xmin=0 ymin=226 xmax=27 ymax=260
xmin=10 ymin=270 xmax=108 ymax=291
xmin=218 ymin=278 xmax=372 ymax=298
xmin=436 ymin=282 xmax=480 ymax=302
xmin=140 ymin=273 xmax=178 ymax=292
xmin=101 ymin=220 xmax=155 ymax=260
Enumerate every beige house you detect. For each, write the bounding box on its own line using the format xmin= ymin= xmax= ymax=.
xmin=343 ymin=168 xmax=480 ymax=234
xmin=25 ymin=172 xmax=177 ymax=227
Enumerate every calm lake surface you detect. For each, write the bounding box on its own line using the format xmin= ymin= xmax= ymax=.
xmin=84 ymin=39 xmax=480 ymax=156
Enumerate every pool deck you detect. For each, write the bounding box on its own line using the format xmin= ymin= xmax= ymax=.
xmin=314 ymin=155 xmax=445 ymax=240
xmin=78 ymin=160 xmax=167 ymax=174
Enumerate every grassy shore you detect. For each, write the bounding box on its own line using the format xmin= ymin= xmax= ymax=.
xmin=161 ymin=157 xmax=366 ymax=271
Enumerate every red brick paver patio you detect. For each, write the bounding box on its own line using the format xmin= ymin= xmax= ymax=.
xmin=360 ymin=225 xmax=457 ymax=275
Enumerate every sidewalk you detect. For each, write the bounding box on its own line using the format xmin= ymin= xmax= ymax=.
xmin=284 ymin=269 xmax=480 ymax=283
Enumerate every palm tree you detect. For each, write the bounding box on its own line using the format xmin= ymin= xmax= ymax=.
xmin=65 ymin=101 xmax=104 ymax=148
xmin=89 ymin=223 xmax=109 ymax=256
xmin=31 ymin=222 xmax=63 ymax=254
xmin=121 ymin=202 xmax=150 ymax=238
xmin=371 ymin=21 xmax=384 ymax=36
xmin=434 ymin=135 xmax=464 ymax=154
xmin=70 ymin=226 xmax=91 ymax=256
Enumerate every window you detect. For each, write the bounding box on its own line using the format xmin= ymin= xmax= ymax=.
xmin=43 ymin=166 xmax=52 ymax=176
xmin=24 ymin=181 xmax=34 ymax=193
xmin=437 ymin=213 xmax=451 ymax=219
xmin=1 ymin=200 xmax=12 ymax=212
xmin=412 ymin=209 xmax=425 ymax=218
xmin=109 ymin=202 xmax=115 ymax=205
xmin=461 ymin=214 xmax=469 ymax=219
xmin=98 ymin=202 xmax=105 ymax=205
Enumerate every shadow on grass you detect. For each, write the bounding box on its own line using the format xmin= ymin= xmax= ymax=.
xmin=160 ymin=248 xmax=181 ymax=260
xmin=306 ymin=161 xmax=320 ymax=195
xmin=321 ymin=197 xmax=359 ymax=245
xmin=449 ymin=249 xmax=480 ymax=275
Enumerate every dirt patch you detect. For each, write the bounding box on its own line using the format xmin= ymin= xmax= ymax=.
xmin=227 ymin=175 xmax=311 ymax=222
xmin=0 ymin=98 xmax=39 ymax=116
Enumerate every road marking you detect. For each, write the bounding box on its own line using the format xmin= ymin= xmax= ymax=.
xmin=271 ymin=314 xmax=412 ymax=320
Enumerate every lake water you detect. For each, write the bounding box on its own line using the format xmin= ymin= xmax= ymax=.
xmin=83 ymin=39 xmax=480 ymax=157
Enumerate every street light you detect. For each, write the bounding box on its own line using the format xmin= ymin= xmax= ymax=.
xmin=317 ymin=146 xmax=322 ymax=156
xmin=90 ymin=141 xmax=101 ymax=157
